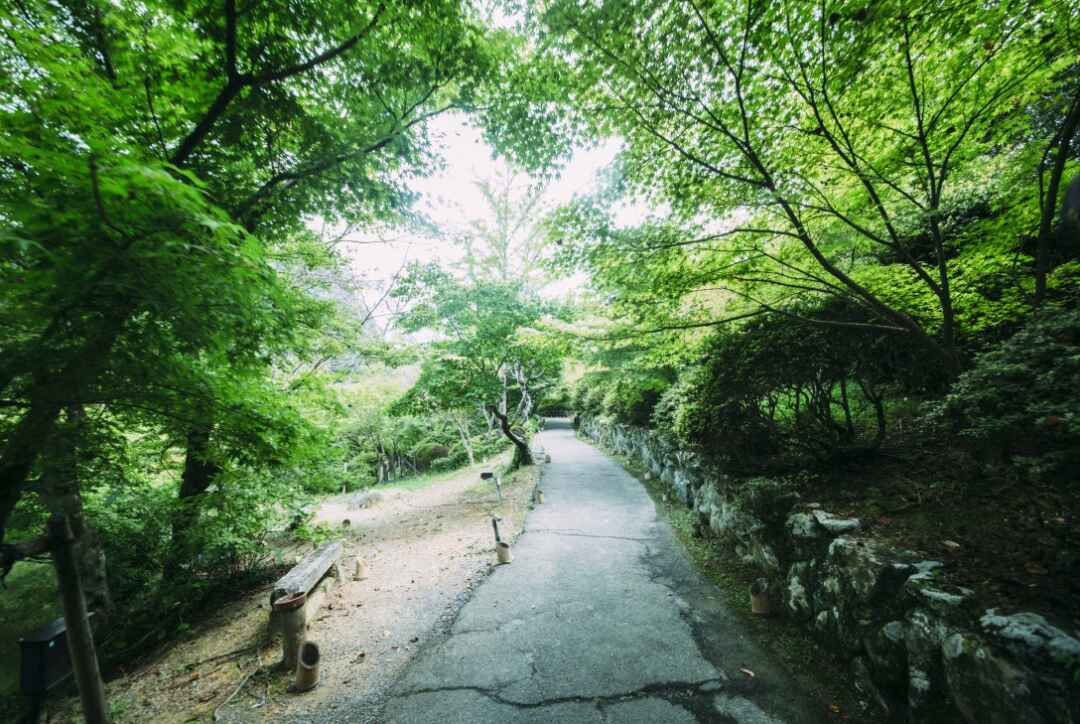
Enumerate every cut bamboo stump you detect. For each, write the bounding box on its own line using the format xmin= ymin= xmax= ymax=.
xmin=750 ymin=578 xmax=772 ymax=616
xmin=293 ymin=641 xmax=320 ymax=693
xmin=492 ymin=517 xmax=512 ymax=564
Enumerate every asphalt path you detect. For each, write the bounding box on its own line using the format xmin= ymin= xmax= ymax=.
xmin=379 ymin=419 xmax=826 ymax=723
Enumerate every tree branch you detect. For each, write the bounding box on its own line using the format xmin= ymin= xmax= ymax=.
xmin=249 ymin=3 xmax=386 ymax=85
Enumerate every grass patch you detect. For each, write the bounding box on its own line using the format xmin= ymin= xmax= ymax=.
xmin=604 ymin=446 xmax=870 ymax=723
xmin=463 ymin=459 xmax=540 ymax=499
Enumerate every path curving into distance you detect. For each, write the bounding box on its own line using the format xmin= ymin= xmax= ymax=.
xmin=379 ymin=419 xmax=826 ymax=724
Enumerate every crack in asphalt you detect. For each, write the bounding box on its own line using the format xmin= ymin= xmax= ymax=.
xmin=527 ymin=527 xmax=654 ymax=543
xmin=389 ymin=677 xmax=728 ymax=715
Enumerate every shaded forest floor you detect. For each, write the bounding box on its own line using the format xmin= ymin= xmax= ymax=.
xmin=38 ymin=452 xmax=538 ymax=723
xmin=799 ymin=451 xmax=1080 ymax=631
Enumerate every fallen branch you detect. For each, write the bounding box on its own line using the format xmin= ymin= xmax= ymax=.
xmin=186 ymin=644 xmax=261 ymax=670
xmin=213 ymin=649 xmax=262 ymax=722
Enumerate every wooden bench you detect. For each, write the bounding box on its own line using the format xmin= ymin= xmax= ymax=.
xmin=270 ymin=541 xmax=342 ymax=668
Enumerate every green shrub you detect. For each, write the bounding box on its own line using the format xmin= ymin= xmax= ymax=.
xmin=431 ymin=448 xmax=470 ymax=472
xmin=581 ymin=382 xmax=610 ymax=416
xmin=653 ymin=299 xmax=927 ymax=472
xmin=472 ymin=432 xmax=511 ymax=459
xmin=600 ymin=385 xmax=620 ymax=417
xmin=571 ymin=382 xmax=591 ymax=413
xmin=599 ymin=374 xmax=670 ymax=426
xmin=941 ymin=307 xmax=1080 ymax=480
xmin=412 ymin=442 xmax=451 ymax=470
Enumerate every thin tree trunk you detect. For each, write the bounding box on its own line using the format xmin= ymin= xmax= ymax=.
xmin=48 ymin=515 xmax=109 ymax=724
xmin=451 ymin=414 xmax=475 ymax=465
xmin=1035 ymin=85 xmax=1080 ymax=304
xmin=856 ymin=379 xmax=887 ymax=448
xmin=0 ymin=311 xmax=128 ymax=544
xmin=839 ymin=378 xmax=854 ymax=437
xmin=481 ymin=404 xmax=497 ymax=431
xmin=489 ymin=406 xmax=533 ymax=468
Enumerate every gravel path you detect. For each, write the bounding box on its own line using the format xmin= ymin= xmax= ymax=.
xmin=275 ymin=455 xmax=538 ymax=723
xmin=376 ymin=420 xmax=827 ymax=724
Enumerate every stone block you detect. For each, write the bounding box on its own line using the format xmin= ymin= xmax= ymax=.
xmin=905 ymin=608 xmax=954 ymax=717
xmin=785 ymin=561 xmax=815 ymax=621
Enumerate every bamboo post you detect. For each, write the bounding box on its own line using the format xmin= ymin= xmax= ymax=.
xmin=274 ymin=592 xmax=307 ymax=671
xmin=48 ymin=514 xmax=109 ymax=724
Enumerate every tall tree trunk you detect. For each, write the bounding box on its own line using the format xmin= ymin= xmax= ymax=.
xmin=39 ymin=406 xmax=112 ymax=615
xmin=512 ymin=362 xmax=534 ymax=421
xmin=481 ymin=404 xmax=497 ymax=431
xmin=838 ymin=379 xmax=855 ymax=438
xmin=165 ymin=422 xmax=220 ymax=576
xmin=498 ymin=365 xmax=509 ymax=416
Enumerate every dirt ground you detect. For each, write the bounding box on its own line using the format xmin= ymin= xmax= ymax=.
xmin=44 ymin=453 xmax=540 ymax=724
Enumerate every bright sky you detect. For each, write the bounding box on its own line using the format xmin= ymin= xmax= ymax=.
xmin=334 ymin=112 xmax=626 ymax=307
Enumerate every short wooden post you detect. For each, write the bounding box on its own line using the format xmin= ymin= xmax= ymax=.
xmin=48 ymin=515 xmax=109 ymax=724
xmin=481 ymin=472 xmax=502 ymax=502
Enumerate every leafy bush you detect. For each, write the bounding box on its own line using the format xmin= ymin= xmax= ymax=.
xmin=571 ymin=382 xmax=591 ymax=413
xmin=941 ymin=307 xmax=1080 ymax=480
xmin=653 ymin=300 xmax=927 ymax=472
xmin=472 ymin=432 xmax=511 ymax=459
xmin=412 ymin=442 xmax=451 ymax=470
xmin=599 ymin=374 xmax=670 ymax=426
xmin=580 ymin=382 xmax=610 ymax=416
xmin=86 ymin=481 xmax=172 ymax=609
xmin=431 ymin=453 xmax=464 ymax=472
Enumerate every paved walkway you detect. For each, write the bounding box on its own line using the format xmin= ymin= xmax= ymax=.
xmin=380 ymin=420 xmax=825 ymax=723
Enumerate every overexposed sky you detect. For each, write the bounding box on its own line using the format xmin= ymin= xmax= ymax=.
xmin=333 ymin=112 xmax=627 ymax=308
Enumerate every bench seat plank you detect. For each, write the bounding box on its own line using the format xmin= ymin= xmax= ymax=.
xmin=271 ymin=541 xmax=342 ymax=605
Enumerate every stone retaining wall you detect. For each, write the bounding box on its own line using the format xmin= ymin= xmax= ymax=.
xmin=579 ymin=416 xmax=1080 ymax=723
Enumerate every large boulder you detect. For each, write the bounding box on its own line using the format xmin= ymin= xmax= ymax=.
xmin=852 ymin=655 xmax=894 ymax=718
xmin=979 ymin=610 xmax=1080 ymax=671
xmin=942 ymin=632 xmax=1066 ymax=724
